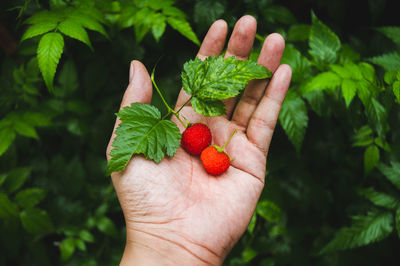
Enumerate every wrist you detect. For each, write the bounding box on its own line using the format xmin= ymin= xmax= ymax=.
xmin=121 ymin=227 xmax=222 ymax=266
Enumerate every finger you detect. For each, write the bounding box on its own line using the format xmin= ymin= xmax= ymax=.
xmin=106 ymin=60 xmax=153 ymax=161
xmin=175 ymin=20 xmax=228 ymax=108
xmin=231 ymin=33 xmax=285 ymax=129
xmin=223 ymin=15 xmax=257 ymax=118
xmin=247 ymin=64 xmax=292 ymax=155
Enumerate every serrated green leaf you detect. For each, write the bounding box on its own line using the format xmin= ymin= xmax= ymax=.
xmin=79 ymin=230 xmax=94 ymax=243
xmin=279 ymin=94 xmax=308 ymax=153
xmin=107 ymin=103 xmax=181 ymax=174
xmin=256 ymin=199 xmax=281 ymax=222
xmin=37 ymin=32 xmax=64 ymax=91
xmin=341 ymin=79 xmax=357 ymax=107
xmin=60 ymin=237 xmax=76 ymax=261
xmin=0 ymin=127 xmax=16 ymax=156
xmin=320 ymin=211 xmax=393 ymax=253
xmin=0 ymin=193 xmax=19 ymax=219
xmin=359 ymin=62 xmax=376 ymax=83
xmin=151 ymin=13 xmax=166 ymax=41
xmin=331 ymin=63 xmax=363 ymax=80
xmin=281 ymin=45 xmax=312 ymax=83
xmin=194 ymin=0 xmax=225 ymax=28
xmin=376 ymin=26 xmax=400 ymax=44
xmin=133 ymin=7 xmax=153 ymax=42
xmin=25 ymin=10 xmax=63 ymax=25
xmin=242 ymin=248 xmax=257 ymax=262
xmin=393 ymin=81 xmax=400 ymax=103
xmin=68 ymin=10 xmax=108 ymax=38
xmin=58 ymin=18 xmax=92 ymax=50
xmin=309 ymin=12 xmax=341 ymax=66
xmin=378 ymin=161 xmax=400 ymax=190
xmin=20 ymin=208 xmax=54 ymax=235
xmin=384 ymin=71 xmax=397 ymax=85
xmin=14 ymin=119 xmax=38 ymax=139
xmin=21 ymin=22 xmax=58 ymax=42
xmin=365 ymin=98 xmax=387 ymax=137
xmin=4 ymin=167 xmax=31 ymax=194
xmin=303 ymin=71 xmax=341 ymax=93
xmin=191 ymin=97 xmax=226 ymax=117
xmin=263 ymin=5 xmax=297 ymax=25
xmin=15 ymin=188 xmax=47 ymax=209
xmin=369 ymin=52 xmax=400 ymax=71
xmin=182 ymin=56 xmax=271 ymax=101
xmin=287 ymin=24 xmax=311 ymax=42
xmin=364 ymin=145 xmax=380 ymax=175
xmin=352 ymin=125 xmax=373 ymax=147
xmin=23 ymin=112 xmax=51 ymax=127
xmin=358 ymin=187 xmax=400 ymax=209
xmin=162 ymin=6 xmax=186 ymax=19
xmin=374 ymin=137 xmax=391 ymax=152
xmin=167 ymin=17 xmax=200 ymax=45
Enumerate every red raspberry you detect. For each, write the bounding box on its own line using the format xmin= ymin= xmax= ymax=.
xmin=200 ymin=145 xmax=231 ymax=176
xmin=181 ymin=123 xmax=212 ymax=155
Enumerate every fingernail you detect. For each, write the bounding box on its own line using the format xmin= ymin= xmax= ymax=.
xmin=129 ymin=62 xmax=135 ymax=83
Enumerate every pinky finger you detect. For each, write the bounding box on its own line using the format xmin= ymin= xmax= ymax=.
xmin=246 ymin=64 xmax=292 ymax=154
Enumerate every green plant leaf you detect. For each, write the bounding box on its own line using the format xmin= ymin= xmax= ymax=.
xmin=341 ymin=79 xmax=357 ymax=107
xmin=0 ymin=193 xmax=19 ymax=219
xmin=320 ymin=210 xmax=393 ymax=254
xmin=191 ymin=97 xmax=226 ymax=117
xmin=279 ymin=94 xmax=308 ymax=153
xmin=25 ymin=10 xmax=63 ymax=25
xmin=68 ymin=10 xmax=108 ymax=38
xmin=376 ymin=26 xmax=400 ymax=44
xmin=287 ymin=24 xmax=311 ymax=42
xmin=97 ymin=216 xmax=118 ymax=238
xmin=20 ymin=208 xmax=54 ymax=235
xmin=365 ymin=98 xmax=387 ymax=137
xmin=369 ymin=52 xmax=400 ymax=71
xmin=133 ymin=7 xmax=153 ymax=42
xmin=151 ymin=13 xmax=166 ymax=41
xmin=107 ymin=103 xmax=181 ymax=175
xmin=378 ymin=161 xmax=400 ymax=190
xmin=263 ymin=5 xmax=297 ymax=25
xmin=182 ymin=56 xmax=271 ymax=101
xmin=309 ymin=12 xmax=341 ymax=66
xmin=4 ymin=167 xmax=31 ymax=194
xmin=194 ymin=0 xmax=225 ymax=28
xmin=167 ymin=17 xmax=200 ymax=45
xmin=303 ymin=71 xmax=341 ymax=93
xmin=37 ymin=32 xmax=64 ymax=91
xmin=364 ymin=145 xmax=380 ymax=175
xmin=256 ymin=199 xmax=282 ymax=222
xmin=14 ymin=119 xmax=38 ymax=139
xmin=281 ymin=45 xmax=312 ymax=83
xmin=396 ymin=208 xmax=400 ymax=238
xmin=60 ymin=237 xmax=76 ymax=261
xmin=0 ymin=127 xmax=16 ymax=156
xmin=352 ymin=125 xmax=374 ymax=147
xmin=358 ymin=187 xmax=400 ymax=210
xmin=393 ymin=81 xmax=400 ymax=103
xmin=58 ymin=18 xmax=93 ymax=50
xmin=15 ymin=188 xmax=47 ymax=209
xmin=79 ymin=230 xmax=94 ymax=243
xmin=21 ymin=22 xmax=58 ymax=42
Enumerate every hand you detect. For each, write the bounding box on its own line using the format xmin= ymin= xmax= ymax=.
xmin=106 ymin=15 xmax=291 ymax=265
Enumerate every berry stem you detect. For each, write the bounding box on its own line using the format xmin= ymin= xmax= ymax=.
xmin=221 ymin=129 xmax=237 ymax=150
xmin=151 ymin=67 xmax=173 ymax=113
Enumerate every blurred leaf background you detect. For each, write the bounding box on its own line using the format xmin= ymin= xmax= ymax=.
xmin=0 ymin=0 xmax=399 ymax=265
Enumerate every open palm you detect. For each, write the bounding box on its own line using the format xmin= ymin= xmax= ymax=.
xmin=107 ymin=16 xmax=292 ymax=265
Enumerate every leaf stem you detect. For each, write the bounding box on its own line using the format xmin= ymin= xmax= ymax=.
xmin=176 ymin=96 xmax=192 ymax=113
xmin=255 ymin=33 xmax=265 ymax=42
xmin=171 ymin=111 xmax=188 ymax=128
xmin=151 ymin=67 xmax=173 ymax=113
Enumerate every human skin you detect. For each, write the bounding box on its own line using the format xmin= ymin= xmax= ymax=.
xmin=106 ymin=15 xmax=292 ymax=265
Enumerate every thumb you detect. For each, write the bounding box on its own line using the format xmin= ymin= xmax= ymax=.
xmin=106 ymin=60 xmax=153 ymax=161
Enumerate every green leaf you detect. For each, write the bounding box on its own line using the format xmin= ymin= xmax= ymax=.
xmin=247 ymin=213 xmax=257 ymax=234
xmin=167 ymin=17 xmax=200 ymax=45
xmin=369 ymin=52 xmax=400 ymax=71
xmin=60 ymin=237 xmax=76 ymax=261
xmin=393 ymin=81 xmax=400 ymax=103
xmin=182 ymin=56 xmax=271 ymax=100
xmin=37 ymin=32 xmax=64 ymax=91
xmin=376 ymin=26 xmax=400 ymax=44
xmin=79 ymin=230 xmax=94 ymax=243
xmin=15 ymin=188 xmax=47 ymax=209
xmin=279 ymin=94 xmax=308 ymax=153
xmin=281 ymin=45 xmax=312 ymax=83
xmin=0 ymin=127 xmax=16 ymax=156
xmin=303 ymin=71 xmax=341 ymax=93
xmin=97 ymin=216 xmax=118 ymax=237
xmin=69 ymin=10 xmax=108 ymax=38
xmin=0 ymin=193 xmax=19 ymax=219
xmin=151 ymin=13 xmax=166 ymax=41
xmin=107 ymin=103 xmax=181 ymax=174
xmin=194 ymin=0 xmax=225 ymax=28
xmin=242 ymin=248 xmax=258 ymax=262
xmin=21 ymin=22 xmax=58 ymax=42
xmin=396 ymin=208 xmax=400 ymax=238
xmin=320 ymin=211 xmax=393 ymax=253
xmin=58 ymin=59 xmax=78 ymax=95
xmin=341 ymin=79 xmax=357 ymax=107
xmin=287 ymin=24 xmax=311 ymax=42
xmin=4 ymin=167 xmax=31 ymax=194
xmin=331 ymin=63 xmax=363 ymax=80
xmin=309 ymin=12 xmax=341 ymax=66
xmin=384 ymin=71 xmax=397 ymax=85
xmin=133 ymin=7 xmax=153 ymax=42
xmin=263 ymin=5 xmax=297 ymax=25
xmin=359 ymin=62 xmax=376 ymax=83
xmin=358 ymin=187 xmax=400 ymax=210
xmin=191 ymin=97 xmax=226 ymax=117
xmin=162 ymin=6 xmax=186 ymax=19
xmin=256 ymin=199 xmax=282 ymax=223
xmin=364 ymin=145 xmax=380 ymax=175
xmin=23 ymin=112 xmax=51 ymax=127
xmin=14 ymin=119 xmax=38 ymax=139
xmin=20 ymin=208 xmax=54 ymax=235
xmin=352 ymin=125 xmax=373 ymax=147
xmin=25 ymin=10 xmax=63 ymax=25
xmin=365 ymin=98 xmax=387 ymax=137
xmin=378 ymin=161 xmax=400 ymax=190
xmin=58 ymin=18 xmax=93 ymax=50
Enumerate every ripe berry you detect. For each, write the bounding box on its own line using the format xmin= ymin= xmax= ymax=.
xmin=200 ymin=146 xmax=231 ymax=175
xmin=181 ymin=123 xmax=212 ymax=155
xmin=200 ymin=129 xmax=237 ymax=176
